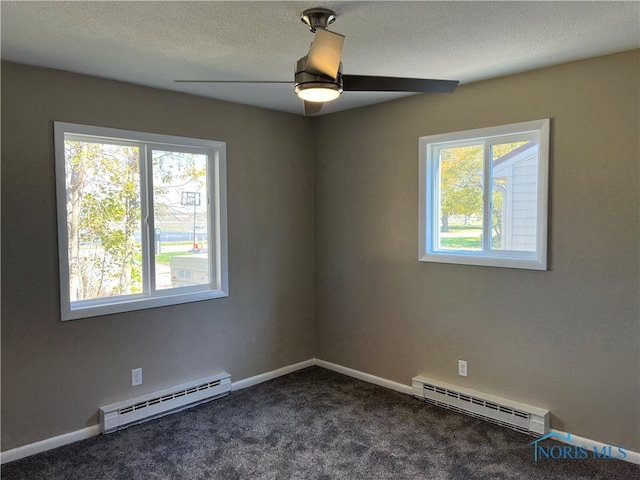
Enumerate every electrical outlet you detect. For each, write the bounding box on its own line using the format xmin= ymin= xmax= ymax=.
xmin=132 ymin=368 xmax=142 ymax=386
xmin=458 ymin=360 xmax=468 ymax=377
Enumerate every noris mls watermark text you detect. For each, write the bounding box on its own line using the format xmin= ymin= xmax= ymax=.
xmin=529 ymin=432 xmax=626 ymax=462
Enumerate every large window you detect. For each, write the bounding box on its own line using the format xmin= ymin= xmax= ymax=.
xmin=419 ymin=119 xmax=550 ymax=270
xmin=54 ymin=122 xmax=228 ymax=320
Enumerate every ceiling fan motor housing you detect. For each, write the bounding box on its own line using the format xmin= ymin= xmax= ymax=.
xmin=294 ymin=55 xmax=343 ymax=85
xmin=294 ymin=55 xmax=344 ymax=98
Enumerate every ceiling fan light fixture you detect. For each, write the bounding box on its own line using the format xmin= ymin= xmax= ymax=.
xmin=295 ymin=82 xmax=343 ymax=102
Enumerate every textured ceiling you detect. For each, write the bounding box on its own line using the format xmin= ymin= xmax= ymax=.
xmin=2 ymin=1 xmax=639 ymax=115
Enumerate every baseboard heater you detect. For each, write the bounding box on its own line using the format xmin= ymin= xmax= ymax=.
xmin=100 ymin=372 xmax=231 ymax=434
xmin=412 ymin=375 xmax=549 ymax=436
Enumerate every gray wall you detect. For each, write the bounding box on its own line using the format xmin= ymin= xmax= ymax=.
xmin=314 ymin=50 xmax=639 ymax=451
xmin=1 ymin=62 xmax=315 ymax=451
xmin=3 ymin=50 xmax=639 ymax=454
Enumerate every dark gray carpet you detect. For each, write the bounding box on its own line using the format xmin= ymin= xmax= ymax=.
xmin=2 ymin=367 xmax=637 ymax=479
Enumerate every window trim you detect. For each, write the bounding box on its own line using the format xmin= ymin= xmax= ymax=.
xmin=418 ymin=119 xmax=550 ymax=270
xmin=54 ymin=122 xmax=229 ymax=321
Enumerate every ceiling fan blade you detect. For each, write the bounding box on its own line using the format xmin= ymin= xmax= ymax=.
xmin=303 ymin=100 xmax=323 ymax=116
xmin=305 ymin=29 xmax=345 ymax=79
xmin=174 ymin=80 xmax=294 ymax=84
xmin=342 ymin=75 xmax=459 ymax=93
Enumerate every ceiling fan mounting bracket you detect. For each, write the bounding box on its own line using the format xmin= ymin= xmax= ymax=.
xmin=300 ymin=8 xmax=336 ymax=32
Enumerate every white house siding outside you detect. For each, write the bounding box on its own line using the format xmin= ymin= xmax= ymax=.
xmin=493 ymin=142 xmax=539 ymax=252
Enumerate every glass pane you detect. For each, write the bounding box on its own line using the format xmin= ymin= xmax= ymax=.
xmin=491 ymin=141 xmax=538 ymax=252
xmin=437 ymin=145 xmax=484 ymax=250
xmin=152 ymin=150 xmax=209 ymax=289
xmin=64 ymin=139 xmax=142 ymax=301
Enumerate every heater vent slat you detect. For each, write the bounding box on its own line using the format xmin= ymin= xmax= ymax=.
xmin=412 ymin=376 xmax=549 ymax=436
xmin=115 ymin=379 xmax=224 ymax=415
xmin=101 ymin=372 xmax=231 ymax=434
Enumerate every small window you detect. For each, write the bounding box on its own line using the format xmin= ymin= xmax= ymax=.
xmin=419 ymin=119 xmax=549 ymax=270
xmin=54 ymin=122 xmax=228 ymax=320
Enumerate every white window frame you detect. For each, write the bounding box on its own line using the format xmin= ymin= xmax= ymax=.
xmin=419 ymin=119 xmax=550 ymax=270
xmin=54 ymin=122 xmax=229 ymax=320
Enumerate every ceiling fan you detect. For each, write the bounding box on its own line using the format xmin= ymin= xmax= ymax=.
xmin=176 ymin=8 xmax=459 ymax=116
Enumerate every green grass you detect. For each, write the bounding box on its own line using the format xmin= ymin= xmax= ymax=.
xmin=445 ymin=224 xmax=482 ymax=231
xmin=440 ymin=236 xmax=503 ymax=249
xmin=155 ymin=251 xmax=195 ymax=265
xmin=440 ymin=237 xmax=482 ymax=249
xmin=136 ymin=250 xmax=196 ymax=265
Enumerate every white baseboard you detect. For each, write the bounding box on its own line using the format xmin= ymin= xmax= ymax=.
xmin=3 ymin=359 xmax=638 ymax=467
xmin=231 ymin=358 xmax=316 ymax=391
xmin=550 ymin=429 xmax=640 ymax=465
xmin=1 ymin=425 xmax=100 ymax=465
xmin=314 ymin=359 xmax=414 ymax=396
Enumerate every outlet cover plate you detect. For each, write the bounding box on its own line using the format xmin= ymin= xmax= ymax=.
xmin=458 ymin=360 xmax=468 ymax=377
xmin=132 ymin=368 xmax=142 ymax=386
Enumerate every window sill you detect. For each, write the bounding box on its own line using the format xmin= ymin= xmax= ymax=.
xmin=62 ymin=288 xmax=229 ymax=321
xmin=419 ymin=252 xmax=547 ymax=271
